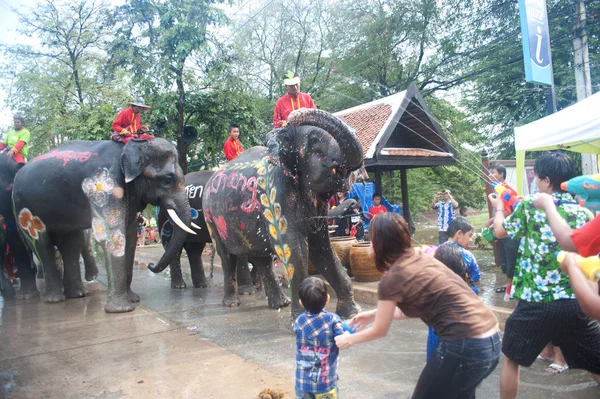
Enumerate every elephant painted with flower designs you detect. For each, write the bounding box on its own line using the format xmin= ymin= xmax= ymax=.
xmin=198 ymin=108 xmax=364 ymax=318
xmin=12 ymin=138 xmax=194 ymax=312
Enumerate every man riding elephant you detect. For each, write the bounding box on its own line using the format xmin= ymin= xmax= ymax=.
xmin=201 ymin=108 xmax=363 ymax=319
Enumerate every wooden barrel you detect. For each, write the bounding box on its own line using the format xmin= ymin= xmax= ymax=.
xmin=350 ymin=242 xmax=383 ymax=282
xmin=331 ymin=236 xmax=357 ymax=277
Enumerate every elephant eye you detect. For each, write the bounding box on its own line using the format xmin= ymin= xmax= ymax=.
xmin=162 ymin=175 xmax=174 ymax=186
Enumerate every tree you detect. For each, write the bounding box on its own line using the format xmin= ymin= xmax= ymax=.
xmin=110 ymin=0 xmax=228 ymax=173
xmin=0 ymin=0 xmax=125 ymax=155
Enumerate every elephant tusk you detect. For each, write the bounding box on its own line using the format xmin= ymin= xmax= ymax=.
xmin=190 ymin=222 xmax=201 ymax=230
xmin=167 ymin=209 xmax=197 ymax=235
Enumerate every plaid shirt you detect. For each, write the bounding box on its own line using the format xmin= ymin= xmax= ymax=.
xmin=294 ymin=310 xmax=344 ymax=394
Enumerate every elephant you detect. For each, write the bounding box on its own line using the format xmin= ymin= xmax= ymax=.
xmin=0 ymin=154 xmax=39 ymax=299
xmin=148 ymin=171 xmax=265 ymax=297
xmin=1 ymin=155 xmax=100 ymax=299
xmin=199 ymin=108 xmax=363 ymax=318
xmin=12 ymin=138 xmax=194 ymax=312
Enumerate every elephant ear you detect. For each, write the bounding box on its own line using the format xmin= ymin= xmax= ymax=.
xmin=266 ymin=126 xmax=300 ymax=176
xmin=120 ymin=141 xmax=146 ymax=183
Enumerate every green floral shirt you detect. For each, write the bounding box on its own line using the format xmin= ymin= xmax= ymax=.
xmin=503 ymin=192 xmax=593 ymax=303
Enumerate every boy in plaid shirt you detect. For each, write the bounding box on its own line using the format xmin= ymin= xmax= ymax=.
xmin=294 ymin=277 xmax=345 ymax=399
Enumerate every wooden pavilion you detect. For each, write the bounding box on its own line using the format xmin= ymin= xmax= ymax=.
xmin=333 ymin=82 xmax=456 ymax=224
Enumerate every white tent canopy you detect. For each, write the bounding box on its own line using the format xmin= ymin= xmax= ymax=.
xmin=514 ymin=92 xmax=600 ymax=192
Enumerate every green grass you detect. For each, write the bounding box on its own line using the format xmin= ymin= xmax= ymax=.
xmin=467 ymin=211 xmax=490 ymax=231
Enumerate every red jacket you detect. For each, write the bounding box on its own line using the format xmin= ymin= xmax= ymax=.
xmin=112 ymin=108 xmax=142 ymax=134
xmin=272 ymin=93 xmax=316 ymax=128
xmin=224 ymin=137 xmax=244 ymax=161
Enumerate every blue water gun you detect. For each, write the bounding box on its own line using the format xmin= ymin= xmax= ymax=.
xmin=343 ymin=320 xmax=357 ymax=334
xmin=561 ymin=174 xmax=600 ymax=211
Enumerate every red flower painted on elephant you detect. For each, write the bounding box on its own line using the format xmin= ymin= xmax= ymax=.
xmin=214 ymin=215 xmax=228 ymax=240
xmin=239 ymin=222 xmax=245 ymax=230
xmin=18 ymin=209 xmax=46 ymax=240
xmin=107 ymin=230 xmax=126 ymax=257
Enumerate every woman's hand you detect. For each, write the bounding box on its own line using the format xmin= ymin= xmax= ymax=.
xmin=335 ymin=332 xmax=352 ymax=350
xmin=348 ymin=309 xmax=376 ymax=331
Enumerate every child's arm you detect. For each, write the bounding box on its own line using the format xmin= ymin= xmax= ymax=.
xmin=533 ymin=193 xmax=577 ymax=252
xmin=560 ymin=252 xmax=600 ymax=320
xmin=488 ymin=194 xmax=509 ymax=239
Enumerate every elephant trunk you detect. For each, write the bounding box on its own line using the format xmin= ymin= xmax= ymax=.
xmin=147 ymin=197 xmax=192 ymax=274
xmin=287 ymin=108 xmax=364 ymax=172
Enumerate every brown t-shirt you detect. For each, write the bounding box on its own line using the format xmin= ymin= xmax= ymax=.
xmin=378 ymin=250 xmax=497 ymax=341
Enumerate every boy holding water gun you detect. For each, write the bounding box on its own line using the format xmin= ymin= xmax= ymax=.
xmin=533 ymin=173 xmax=600 ymax=320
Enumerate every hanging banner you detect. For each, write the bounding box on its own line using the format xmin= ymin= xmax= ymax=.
xmin=518 ymin=0 xmax=553 ymax=85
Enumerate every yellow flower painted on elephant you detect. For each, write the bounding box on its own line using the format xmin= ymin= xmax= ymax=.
xmin=264 ymin=209 xmax=274 ymax=223
xmin=279 ymin=218 xmax=288 ymax=234
xmin=274 ymin=204 xmax=281 ymax=219
xmin=269 ymin=224 xmax=278 ymax=239
xmin=260 ymin=193 xmax=270 ymax=207
xmin=256 ymin=158 xmax=294 ymax=283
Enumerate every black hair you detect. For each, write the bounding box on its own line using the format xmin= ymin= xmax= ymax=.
xmin=229 ymin=123 xmax=239 ymax=132
xmin=372 ymin=192 xmax=382 ymax=199
xmin=299 ymin=277 xmax=328 ymax=313
xmin=14 ymin=115 xmax=25 ymax=124
xmin=369 ymin=212 xmax=413 ymax=273
xmin=447 ymin=216 xmax=473 ymax=238
xmin=490 ymin=164 xmax=506 ymax=180
xmin=434 ymin=243 xmax=467 ymax=280
xmin=459 ymin=206 xmax=468 ymax=217
xmin=534 ymin=151 xmax=578 ymax=192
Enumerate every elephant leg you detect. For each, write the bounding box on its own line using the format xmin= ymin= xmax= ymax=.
xmin=169 ymin=247 xmax=186 ymax=289
xmin=57 ymin=230 xmax=88 ymax=299
xmin=252 ymin=256 xmax=290 ymax=309
xmin=36 ymin=235 xmax=65 ymax=303
xmin=212 ymin=238 xmax=240 ymax=307
xmin=308 ymin=233 xmax=360 ymax=319
xmin=104 ymin=221 xmax=136 ymax=313
xmin=81 ymin=230 xmax=99 ymax=281
xmin=124 ymin=221 xmax=139 ymax=303
xmin=8 ymin=227 xmax=39 ymax=299
xmin=287 ymin=242 xmax=309 ymax=318
xmin=237 ymin=255 xmax=256 ymax=295
xmin=185 ymin=243 xmax=208 ymax=288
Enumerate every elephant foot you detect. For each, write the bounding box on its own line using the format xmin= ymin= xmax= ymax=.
xmin=16 ymin=288 xmax=40 ymax=300
xmin=238 ymin=284 xmax=256 ymax=295
xmin=65 ymin=286 xmax=88 ymax=299
xmin=127 ymin=290 xmax=140 ymax=303
xmin=222 ymin=294 xmax=241 ymax=307
xmin=267 ymin=294 xmax=291 ymax=309
xmin=171 ymin=279 xmax=187 ymax=289
xmin=336 ymin=299 xmax=362 ymax=319
xmin=85 ymin=270 xmax=99 ymax=281
xmin=105 ymin=295 xmax=135 ymax=313
xmin=44 ymin=292 xmax=66 ymax=303
xmin=192 ymin=280 xmax=208 ymax=288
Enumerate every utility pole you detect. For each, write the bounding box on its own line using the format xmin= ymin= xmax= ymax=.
xmin=573 ymin=0 xmax=599 ymax=174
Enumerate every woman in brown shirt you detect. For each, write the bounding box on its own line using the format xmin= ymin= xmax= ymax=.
xmin=335 ymin=212 xmax=500 ymax=399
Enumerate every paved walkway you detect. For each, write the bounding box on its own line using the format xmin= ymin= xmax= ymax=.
xmin=0 ymin=246 xmax=599 ymax=398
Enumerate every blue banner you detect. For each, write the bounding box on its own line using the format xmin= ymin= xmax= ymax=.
xmin=518 ymin=0 xmax=553 ymax=86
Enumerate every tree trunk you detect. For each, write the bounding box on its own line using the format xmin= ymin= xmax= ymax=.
xmin=175 ymin=66 xmax=188 ymax=174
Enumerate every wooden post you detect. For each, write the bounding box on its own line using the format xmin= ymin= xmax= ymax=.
xmin=400 ymin=168 xmax=410 ymax=220
xmin=482 ymin=149 xmax=500 ymax=267
xmin=374 ymin=169 xmax=382 ymax=195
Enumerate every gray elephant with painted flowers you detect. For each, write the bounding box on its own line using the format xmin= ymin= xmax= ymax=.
xmin=12 ymin=138 xmax=195 ymax=312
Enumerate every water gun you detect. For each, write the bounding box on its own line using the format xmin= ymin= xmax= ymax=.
xmin=556 ymin=251 xmax=600 ymax=282
xmin=490 ymin=182 xmax=523 ymax=215
xmin=343 ymin=320 xmax=357 ymax=334
xmin=560 ymin=174 xmax=600 ymax=211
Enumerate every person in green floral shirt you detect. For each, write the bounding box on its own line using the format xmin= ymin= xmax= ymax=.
xmin=489 ymin=152 xmax=600 ymax=399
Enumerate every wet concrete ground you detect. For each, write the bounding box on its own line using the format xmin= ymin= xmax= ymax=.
xmin=0 ymin=245 xmax=599 ymax=398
